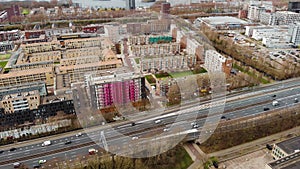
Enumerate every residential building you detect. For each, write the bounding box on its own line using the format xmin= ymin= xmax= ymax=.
xmin=289 ymin=22 xmax=300 ymax=46
xmin=129 ymin=43 xmax=180 ymax=56
xmin=0 ymin=67 xmax=54 ymax=87
xmin=0 ymin=91 xmax=40 ymax=114
xmin=0 ymin=82 xmax=47 ymax=101
xmin=288 ymin=0 xmax=300 ymax=13
xmin=25 ymin=30 xmax=45 ymax=39
xmin=274 ymin=11 xmax=300 ymax=25
xmin=21 ymin=41 xmax=61 ymax=54
xmin=0 ymin=30 xmax=20 ymax=41
xmin=266 ymin=151 xmax=300 ymax=169
xmin=64 ymin=37 xmax=102 ymax=49
xmin=45 ymin=28 xmax=73 ymax=37
xmin=248 ymin=5 xmax=266 ymax=21
xmin=204 ymin=50 xmax=232 ymax=74
xmin=141 ymin=54 xmax=196 ymax=72
xmin=82 ymin=24 xmax=105 ymax=34
xmin=0 ymin=41 xmax=14 ymax=52
xmin=126 ymin=0 xmax=136 ymax=10
xmin=271 ymin=136 xmax=300 ymax=160
xmin=21 ymin=51 xmax=62 ymax=63
xmin=161 ymin=2 xmax=171 ymax=14
xmin=87 ymin=68 xmax=145 ymax=109
xmin=0 ymin=11 xmax=7 ymax=22
xmin=65 ymin=47 xmax=102 ymax=59
xmin=6 ymin=5 xmax=20 ymax=22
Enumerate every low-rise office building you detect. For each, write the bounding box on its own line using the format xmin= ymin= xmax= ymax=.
xmin=272 ymin=136 xmax=300 ymax=160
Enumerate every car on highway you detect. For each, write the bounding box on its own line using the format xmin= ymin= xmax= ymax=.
xmin=295 ymin=98 xmax=299 ymax=103
xmin=33 ymin=164 xmax=41 ymax=168
xmin=13 ymin=162 xmax=21 ymax=168
xmin=266 ymin=144 xmax=273 ymax=150
xmin=272 ymin=94 xmax=277 ymax=98
xmin=38 ymin=160 xmax=47 ymax=164
xmin=10 ymin=147 xmax=17 ymax=151
xmin=163 ymin=128 xmax=170 ymax=132
xmin=132 ymin=136 xmax=139 ymax=140
xmin=264 ymin=107 xmax=270 ymax=111
xmin=0 ymin=150 xmax=4 ymax=154
xmin=192 ymin=124 xmax=199 ymax=128
xmin=75 ymin=132 xmax=82 ymax=137
xmin=42 ymin=140 xmax=51 ymax=146
xmin=221 ymin=116 xmax=226 ymax=119
xmin=154 ymin=119 xmax=162 ymax=124
xmin=88 ymin=148 xmax=98 ymax=155
xmin=65 ymin=140 xmax=72 ymax=145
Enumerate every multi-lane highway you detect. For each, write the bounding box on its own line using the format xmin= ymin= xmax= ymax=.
xmin=0 ymin=78 xmax=300 ymax=168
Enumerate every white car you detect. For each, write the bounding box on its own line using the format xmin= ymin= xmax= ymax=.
xmin=132 ymin=136 xmax=139 ymax=140
xmin=163 ymin=128 xmax=170 ymax=132
xmin=75 ymin=132 xmax=82 ymax=137
xmin=38 ymin=160 xmax=47 ymax=164
xmin=154 ymin=119 xmax=161 ymax=124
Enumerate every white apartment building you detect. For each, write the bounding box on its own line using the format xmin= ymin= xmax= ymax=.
xmin=289 ymin=22 xmax=300 ymax=46
xmin=248 ymin=5 xmax=266 ymax=21
xmin=204 ymin=50 xmax=231 ymax=73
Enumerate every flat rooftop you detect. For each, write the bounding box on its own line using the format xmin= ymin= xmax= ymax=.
xmin=277 ymin=136 xmax=300 ymax=154
xmin=199 ymin=16 xmax=248 ymax=25
xmin=268 ymin=151 xmax=300 ymax=169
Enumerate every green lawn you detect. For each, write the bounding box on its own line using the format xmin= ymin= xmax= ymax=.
xmin=145 ymin=75 xmax=156 ymax=84
xmin=22 ymin=9 xmax=30 ymax=15
xmin=174 ymin=148 xmax=193 ymax=169
xmin=155 ymin=72 xmax=170 ymax=79
xmin=170 ymin=71 xmax=194 ymax=78
xmin=0 ymin=61 xmax=8 ymax=68
xmin=0 ymin=53 xmax=11 ymax=60
xmin=134 ymin=58 xmax=140 ymax=64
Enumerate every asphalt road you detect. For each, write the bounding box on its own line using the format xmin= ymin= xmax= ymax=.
xmin=0 ymin=79 xmax=300 ymax=168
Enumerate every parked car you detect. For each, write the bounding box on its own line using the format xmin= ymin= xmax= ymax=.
xmin=75 ymin=133 xmax=82 ymax=137
xmin=65 ymin=140 xmax=72 ymax=145
xmin=266 ymin=144 xmax=273 ymax=150
xmin=13 ymin=162 xmax=21 ymax=168
xmin=132 ymin=136 xmax=139 ymax=140
xmin=10 ymin=147 xmax=16 ymax=151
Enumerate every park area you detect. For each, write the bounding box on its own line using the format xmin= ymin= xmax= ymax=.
xmin=0 ymin=61 xmax=7 ymax=69
xmin=0 ymin=53 xmax=11 ymax=60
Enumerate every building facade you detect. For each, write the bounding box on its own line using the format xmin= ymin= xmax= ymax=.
xmin=204 ymin=50 xmax=232 ymax=74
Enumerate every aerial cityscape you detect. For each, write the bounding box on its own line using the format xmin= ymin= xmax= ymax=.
xmin=0 ymin=0 xmax=300 ymax=169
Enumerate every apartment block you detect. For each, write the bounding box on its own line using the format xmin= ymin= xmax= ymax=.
xmin=128 ymin=35 xmax=173 ymax=45
xmin=141 ymin=54 xmax=196 ymax=72
xmin=0 ymin=82 xmax=47 ymax=100
xmin=21 ymin=41 xmax=61 ymax=54
xmin=289 ymin=22 xmax=300 ymax=46
xmin=45 ymin=28 xmax=73 ymax=37
xmin=129 ymin=43 xmax=180 ymax=56
xmin=59 ymin=60 xmax=122 ymax=83
xmin=64 ymin=47 xmax=102 ymax=59
xmin=204 ymin=50 xmax=232 ymax=74
xmin=0 ymin=41 xmax=14 ymax=52
xmin=248 ymin=5 xmax=266 ymax=21
xmin=274 ymin=11 xmax=300 ymax=25
xmin=64 ymin=37 xmax=102 ymax=49
xmin=21 ymin=51 xmax=62 ymax=63
xmin=0 ymin=67 xmax=54 ymax=87
xmin=0 ymin=90 xmax=40 ymax=114
xmin=0 ymin=30 xmax=20 ymax=41
xmin=88 ymin=68 xmax=145 ymax=109
xmin=60 ymin=55 xmax=101 ymax=67
xmin=25 ymin=30 xmax=45 ymax=39
xmin=12 ymin=61 xmax=54 ymax=72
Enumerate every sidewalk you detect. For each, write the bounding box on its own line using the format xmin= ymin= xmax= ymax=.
xmin=184 ymin=143 xmax=208 ymax=169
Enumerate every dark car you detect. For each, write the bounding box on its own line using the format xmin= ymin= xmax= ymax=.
xmin=33 ymin=164 xmax=41 ymax=168
xmin=213 ymin=161 xmax=219 ymax=168
xmin=272 ymin=95 xmax=277 ymax=97
xmin=264 ymin=107 xmax=270 ymax=111
xmin=266 ymin=144 xmax=273 ymax=150
xmin=221 ymin=116 xmax=226 ymax=119
xmin=10 ymin=147 xmax=17 ymax=151
xmin=0 ymin=150 xmax=4 ymax=154
xmin=64 ymin=140 xmax=72 ymax=145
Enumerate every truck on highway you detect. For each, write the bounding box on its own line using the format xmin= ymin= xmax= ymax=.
xmin=272 ymin=100 xmax=279 ymax=106
xmin=41 ymin=140 xmax=51 ymax=146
